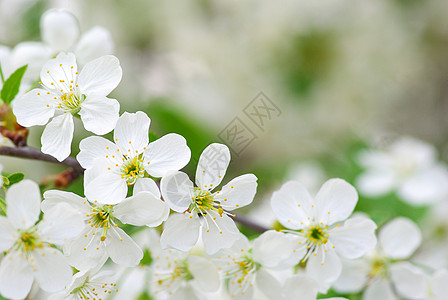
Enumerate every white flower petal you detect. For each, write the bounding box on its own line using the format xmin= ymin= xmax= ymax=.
xmin=228 ymin=272 xmax=255 ymax=300
xmin=77 ymin=136 xmax=118 ymax=169
xmin=144 ymin=133 xmax=191 ymax=178
xmin=306 ymin=249 xmax=342 ymax=293
xmin=356 ymin=170 xmax=396 ymax=197
xmin=40 ymin=52 xmax=77 ymax=88
xmin=215 ymin=174 xmax=257 ymax=211
xmin=332 ymin=258 xmax=370 ymax=293
xmin=84 ymin=168 xmax=127 ymax=205
xmin=160 ymin=171 xmax=194 ymax=213
xmin=12 ymin=88 xmax=55 ymax=127
xmin=37 ymin=203 xmax=84 ymax=246
xmin=433 ymin=269 xmax=448 ymax=300
xmin=188 ymin=255 xmax=220 ymax=293
xmin=160 ymin=213 xmax=201 ymax=252
xmin=398 ymin=165 xmax=448 ymax=205
xmin=74 ymin=26 xmax=114 ymax=65
xmin=0 ymin=216 xmax=16 ymax=252
xmin=65 ymin=227 xmax=107 ymax=271
xmin=79 ymin=95 xmax=119 ymax=135
xmin=270 ymin=181 xmax=314 ymax=230
xmin=32 ymin=247 xmax=72 ymax=293
xmin=41 ymin=9 xmax=79 ymax=51
xmin=10 ymin=42 xmax=52 ymax=81
xmin=42 ymin=190 xmax=90 ymax=215
xmin=195 ymin=143 xmax=230 ymax=189
xmin=389 ymin=262 xmax=427 ymax=299
xmin=113 ymin=111 xmax=150 ymax=153
xmin=254 ymin=269 xmax=282 ymax=300
xmin=6 ymin=179 xmax=41 ymax=229
xmin=41 ymin=113 xmax=74 ymax=162
xmin=0 ymin=252 xmax=34 ymax=299
xmin=331 ymin=216 xmax=377 ymax=259
xmin=363 ymin=278 xmax=397 ymax=300
xmin=315 ymin=179 xmax=358 ymax=225
xmin=202 ymin=212 xmax=240 ymax=255
xmin=114 ymin=191 xmax=169 ymax=227
xmin=78 ymin=55 xmax=122 ymax=96
xmin=252 ymin=230 xmax=297 ymax=268
xmin=169 ymin=285 xmax=200 ymax=300
xmin=282 ymin=273 xmax=319 ymax=300
xmin=106 ymin=227 xmax=143 ymax=266
xmin=133 ymin=177 xmax=160 ymax=197
xmin=379 ymin=217 xmax=421 ymax=259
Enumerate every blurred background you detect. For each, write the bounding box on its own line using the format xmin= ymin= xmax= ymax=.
xmin=1 ymin=0 xmax=448 ymax=227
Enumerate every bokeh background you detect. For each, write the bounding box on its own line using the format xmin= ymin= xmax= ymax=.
xmin=1 ymin=1 xmax=448 ymax=297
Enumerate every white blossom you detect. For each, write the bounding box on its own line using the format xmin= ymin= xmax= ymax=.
xmin=270 ymin=179 xmax=377 ymax=292
xmin=48 ymin=267 xmax=118 ymax=300
xmin=160 ymin=143 xmax=258 ymax=254
xmin=78 ymin=111 xmax=191 ymax=204
xmin=333 ymin=217 xmax=426 ymax=300
xmin=356 ymin=136 xmax=448 ymax=205
xmin=40 ymin=9 xmax=114 ymax=65
xmin=213 ymin=232 xmax=319 ymax=300
xmin=41 ymin=178 xmax=169 ymax=270
xmin=152 ymin=248 xmax=220 ymax=300
xmin=13 ymin=52 xmax=122 ymax=161
xmin=0 ymin=180 xmax=84 ymax=299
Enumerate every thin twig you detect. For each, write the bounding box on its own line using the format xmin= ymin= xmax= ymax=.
xmin=0 ymin=146 xmax=269 ymax=233
xmin=233 ymin=212 xmax=269 ymax=232
xmin=0 ymin=146 xmax=84 ymax=175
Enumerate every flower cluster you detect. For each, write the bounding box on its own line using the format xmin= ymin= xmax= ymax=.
xmin=1 ymin=7 xmax=448 ymax=300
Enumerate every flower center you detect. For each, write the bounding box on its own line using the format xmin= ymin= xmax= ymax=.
xmin=305 ymin=225 xmax=329 ymax=245
xmin=369 ymin=256 xmax=388 ymax=278
xmin=157 ymin=259 xmax=193 ymax=288
xmin=87 ymin=205 xmax=116 ymax=241
xmin=59 ymin=92 xmax=83 ymax=114
xmin=189 ymin=187 xmax=224 ymax=217
xmin=233 ymin=256 xmax=257 ymax=284
xmin=121 ymin=155 xmax=145 ymax=185
xmin=16 ymin=229 xmax=43 ymax=253
xmin=71 ymin=276 xmax=118 ymax=299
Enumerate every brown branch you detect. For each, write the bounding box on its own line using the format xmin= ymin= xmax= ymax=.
xmin=0 ymin=146 xmax=269 ymax=233
xmin=0 ymin=146 xmax=84 ymax=179
xmin=233 ymin=212 xmax=269 ymax=233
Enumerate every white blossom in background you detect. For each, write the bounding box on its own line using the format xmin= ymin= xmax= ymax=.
xmin=213 ymin=231 xmax=319 ymax=300
xmin=0 ymin=9 xmax=114 ymax=93
xmin=413 ymin=201 xmax=448 ymax=270
xmin=41 ymin=177 xmax=169 ymax=270
xmin=48 ymin=267 xmax=118 ymax=300
xmin=77 ymin=111 xmax=191 ymax=204
xmin=13 ymin=52 xmax=122 ymax=161
xmin=160 ymin=143 xmax=258 ymax=254
xmin=40 ymin=9 xmax=114 ymax=65
xmin=0 ymin=180 xmax=84 ymax=299
xmin=356 ymin=136 xmax=448 ymax=205
xmin=270 ymin=179 xmax=377 ymax=292
xmin=151 ymin=248 xmax=220 ymax=300
xmin=0 ymin=43 xmax=50 ymax=91
xmin=333 ymin=217 xmax=427 ymax=300
xmin=286 ymin=161 xmax=326 ymax=195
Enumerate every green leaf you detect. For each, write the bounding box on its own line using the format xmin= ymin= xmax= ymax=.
xmin=6 ymin=173 xmax=25 ymax=185
xmin=2 ymin=176 xmax=9 ymax=186
xmin=0 ymin=65 xmax=28 ymax=104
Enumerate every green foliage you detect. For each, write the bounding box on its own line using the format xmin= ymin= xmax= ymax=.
xmin=2 ymin=173 xmax=25 ymax=186
xmin=0 ymin=65 xmax=28 ymax=104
